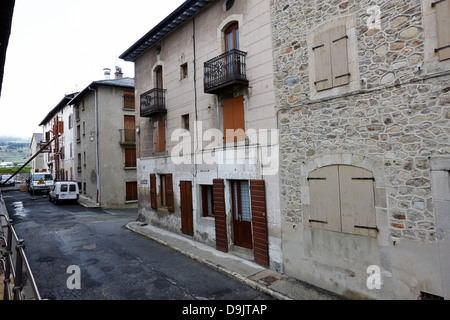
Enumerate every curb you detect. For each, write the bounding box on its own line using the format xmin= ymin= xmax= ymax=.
xmin=126 ymin=222 xmax=292 ymax=300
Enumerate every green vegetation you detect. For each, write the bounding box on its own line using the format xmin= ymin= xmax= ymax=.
xmin=0 ymin=136 xmax=31 ymax=164
xmin=0 ymin=166 xmax=31 ymax=174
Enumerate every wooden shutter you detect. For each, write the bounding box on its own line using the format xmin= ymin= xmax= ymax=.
xmin=126 ymin=182 xmax=138 ymax=201
xmin=150 ymin=174 xmax=157 ymax=209
xmin=154 ymin=120 xmax=166 ymax=152
xmin=58 ymin=121 xmax=64 ymax=134
xmin=313 ymin=31 xmax=332 ymax=91
xmin=213 ymin=179 xmax=228 ymax=253
xmin=434 ymin=0 xmax=450 ymax=61
xmin=223 ymin=96 xmax=245 ymax=143
xmin=339 ymin=166 xmax=377 ymax=237
xmin=124 ymin=89 xmax=135 ymax=109
xmin=125 ymin=148 xmax=136 ymax=167
xmin=166 ymin=173 xmax=174 ymax=212
xmin=250 ymin=180 xmax=270 ymax=267
xmin=308 ymin=166 xmax=341 ymax=232
xmin=330 ymin=25 xmax=350 ymax=87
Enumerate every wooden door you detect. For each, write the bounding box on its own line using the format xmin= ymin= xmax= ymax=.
xmin=180 ymin=181 xmax=193 ymax=236
xmin=231 ymin=180 xmax=253 ymax=249
xmin=213 ymin=179 xmax=228 ymax=253
xmin=250 ymin=180 xmax=269 ymax=266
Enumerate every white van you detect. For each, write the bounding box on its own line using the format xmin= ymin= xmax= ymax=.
xmin=29 ymin=173 xmax=54 ymax=194
xmin=49 ymin=181 xmax=79 ymax=204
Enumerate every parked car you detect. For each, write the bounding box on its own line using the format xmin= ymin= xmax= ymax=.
xmin=0 ymin=175 xmax=15 ymax=187
xmin=49 ymin=181 xmax=79 ymax=204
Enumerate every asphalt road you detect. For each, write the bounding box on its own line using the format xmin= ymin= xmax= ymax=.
xmin=2 ymin=190 xmax=273 ymax=301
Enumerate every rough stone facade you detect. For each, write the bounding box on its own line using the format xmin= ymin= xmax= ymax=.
xmin=271 ymin=0 xmax=450 ymax=299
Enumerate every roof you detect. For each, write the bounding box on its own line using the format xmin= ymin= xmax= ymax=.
xmin=119 ymin=0 xmax=214 ymax=62
xmin=68 ymin=77 xmax=134 ymax=106
xmin=39 ymin=92 xmax=78 ymax=126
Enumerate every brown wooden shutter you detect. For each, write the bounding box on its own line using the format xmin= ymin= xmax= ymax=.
xmin=223 ymin=96 xmax=245 ymax=143
xmin=313 ymin=31 xmax=332 ymax=91
xmin=434 ymin=0 xmax=450 ymax=61
xmin=330 ymin=25 xmax=350 ymax=87
xmin=58 ymin=121 xmax=64 ymax=134
xmin=250 ymin=180 xmax=270 ymax=267
xmin=154 ymin=121 xmax=160 ymax=152
xmin=166 ymin=173 xmax=174 ymax=212
xmin=213 ymin=179 xmax=228 ymax=253
xmin=124 ymin=89 xmax=135 ymax=109
xmin=154 ymin=120 xmax=166 ymax=152
xmin=150 ymin=174 xmax=157 ymax=209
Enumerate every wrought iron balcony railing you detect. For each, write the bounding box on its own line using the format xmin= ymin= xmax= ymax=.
xmin=119 ymin=129 xmax=136 ymax=145
xmin=140 ymin=88 xmax=167 ymax=117
xmin=204 ymin=49 xmax=249 ymax=94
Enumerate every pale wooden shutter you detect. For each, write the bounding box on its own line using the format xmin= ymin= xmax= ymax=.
xmin=166 ymin=173 xmax=174 ymax=212
xmin=330 ymin=25 xmax=350 ymax=87
xmin=250 ymin=180 xmax=269 ymax=267
xmin=213 ymin=179 xmax=228 ymax=253
xmin=308 ymin=166 xmax=341 ymax=232
xmin=434 ymin=0 xmax=450 ymax=61
xmin=339 ymin=166 xmax=377 ymax=237
xmin=150 ymin=173 xmax=157 ymax=209
xmin=313 ymin=31 xmax=332 ymax=91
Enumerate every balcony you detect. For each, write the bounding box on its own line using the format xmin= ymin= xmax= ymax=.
xmin=204 ymin=49 xmax=249 ymax=94
xmin=119 ymin=129 xmax=136 ymax=145
xmin=140 ymin=88 xmax=167 ymax=117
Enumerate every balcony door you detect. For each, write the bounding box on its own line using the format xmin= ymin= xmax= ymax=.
xmin=155 ymin=66 xmax=164 ymax=107
xmin=124 ymin=115 xmax=135 ymax=143
xmin=224 ymin=23 xmax=240 ymax=78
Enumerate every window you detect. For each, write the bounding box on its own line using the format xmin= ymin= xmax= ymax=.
xmin=154 ymin=119 xmax=166 ymax=152
xmin=61 ymin=184 xmax=68 ymax=192
xmin=180 ymin=63 xmax=188 ymax=79
xmin=68 ymin=115 xmax=73 ymax=129
xmin=83 ymin=182 xmax=86 ymax=194
xmin=126 ymin=182 xmax=138 ymax=201
xmin=201 ymin=185 xmax=215 ymax=217
xmin=69 ymin=184 xmax=76 ymax=192
xmin=433 ymin=0 xmax=450 ymax=61
xmin=124 ymin=89 xmax=135 ymax=109
xmin=125 ymin=148 xmax=136 ymax=168
xmin=182 ymin=114 xmax=190 ymax=131
xmin=225 ymin=22 xmax=239 ymax=51
xmin=76 ymin=125 xmax=81 ymax=143
xmin=312 ymin=24 xmax=350 ymax=91
xmin=308 ymin=165 xmax=377 ymax=237
xmin=223 ymin=96 xmax=245 ymax=143
xmin=77 ymin=154 xmax=82 ymax=172
xmin=231 ymin=180 xmax=251 ymax=222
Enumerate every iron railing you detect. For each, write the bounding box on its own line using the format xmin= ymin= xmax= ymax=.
xmin=204 ymin=49 xmax=249 ymax=94
xmin=1 ymin=213 xmax=41 ymax=300
xmin=140 ymin=88 xmax=167 ymax=117
xmin=119 ymin=129 xmax=136 ymax=145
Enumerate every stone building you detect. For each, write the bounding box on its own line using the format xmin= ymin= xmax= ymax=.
xmin=271 ymin=0 xmax=450 ymax=299
xmin=69 ymin=74 xmax=137 ymax=209
xmin=120 ymin=0 xmax=282 ymax=269
xmin=29 ymin=133 xmax=46 ymax=173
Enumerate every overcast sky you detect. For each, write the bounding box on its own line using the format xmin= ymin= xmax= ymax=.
xmin=0 ymin=0 xmax=185 ymax=139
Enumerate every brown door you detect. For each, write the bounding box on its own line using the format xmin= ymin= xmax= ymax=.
xmin=231 ymin=180 xmax=253 ymax=249
xmin=180 ymin=181 xmax=193 ymax=236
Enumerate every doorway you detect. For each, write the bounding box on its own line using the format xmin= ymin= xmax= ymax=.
xmin=231 ymin=180 xmax=253 ymax=249
xmin=180 ymin=181 xmax=193 ymax=236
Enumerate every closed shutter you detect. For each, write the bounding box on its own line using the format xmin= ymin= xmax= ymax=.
xmin=434 ymin=0 xmax=450 ymax=61
xmin=166 ymin=173 xmax=174 ymax=212
xmin=150 ymin=173 xmax=157 ymax=209
xmin=308 ymin=166 xmax=341 ymax=232
xmin=58 ymin=121 xmax=64 ymax=134
xmin=339 ymin=166 xmax=377 ymax=237
xmin=213 ymin=179 xmax=228 ymax=253
xmin=313 ymin=31 xmax=332 ymax=91
xmin=126 ymin=182 xmax=138 ymax=201
xmin=223 ymin=96 xmax=245 ymax=143
xmin=250 ymin=180 xmax=269 ymax=267
xmin=330 ymin=25 xmax=350 ymax=87
xmin=124 ymin=89 xmax=135 ymax=109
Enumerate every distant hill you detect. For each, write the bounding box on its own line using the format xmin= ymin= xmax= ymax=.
xmin=0 ymin=136 xmax=32 ymax=164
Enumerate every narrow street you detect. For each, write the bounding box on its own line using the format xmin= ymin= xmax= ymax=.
xmin=2 ymin=190 xmax=273 ymax=301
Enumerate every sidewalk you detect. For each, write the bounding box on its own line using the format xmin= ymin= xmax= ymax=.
xmin=126 ymin=221 xmax=342 ymax=300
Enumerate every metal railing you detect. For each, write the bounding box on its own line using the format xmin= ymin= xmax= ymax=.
xmin=204 ymin=49 xmax=248 ymax=94
xmin=119 ymin=129 xmax=136 ymax=145
xmin=140 ymin=88 xmax=167 ymax=117
xmin=1 ymin=213 xmax=41 ymax=300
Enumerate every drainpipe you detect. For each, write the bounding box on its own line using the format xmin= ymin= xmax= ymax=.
xmin=193 ymin=17 xmax=199 ymax=178
xmin=88 ymin=86 xmax=101 ymax=205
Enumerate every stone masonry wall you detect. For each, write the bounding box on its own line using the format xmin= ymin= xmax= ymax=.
xmin=271 ymin=0 xmax=450 ymax=243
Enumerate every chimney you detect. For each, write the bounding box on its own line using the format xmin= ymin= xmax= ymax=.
xmin=103 ymin=68 xmax=111 ymax=80
xmin=114 ymin=66 xmax=123 ymax=79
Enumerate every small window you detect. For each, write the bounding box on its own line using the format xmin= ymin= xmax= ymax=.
xmin=225 ymin=0 xmax=234 ymax=11
xmin=69 ymin=184 xmax=77 ymax=192
xmin=180 ymin=63 xmax=188 ymax=79
xmin=61 ymin=184 xmax=68 ymax=192
xmin=126 ymin=181 xmax=138 ymax=201
xmin=201 ymin=185 xmax=215 ymax=217
xmin=182 ymin=114 xmax=190 ymax=131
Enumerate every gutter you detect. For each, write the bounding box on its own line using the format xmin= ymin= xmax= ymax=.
xmin=88 ymin=86 xmax=101 ymax=205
